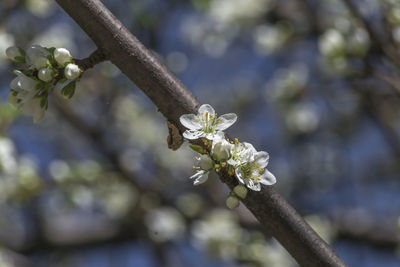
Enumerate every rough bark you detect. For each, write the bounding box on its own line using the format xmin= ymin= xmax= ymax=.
xmin=54 ymin=0 xmax=347 ymax=266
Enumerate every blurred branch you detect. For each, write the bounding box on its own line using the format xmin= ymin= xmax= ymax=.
xmin=330 ymin=209 xmax=399 ymax=247
xmin=351 ymin=80 xmax=400 ymax=157
xmin=54 ymin=0 xmax=347 ymax=266
xmin=342 ymin=0 xmax=400 ymax=66
xmin=0 ymin=0 xmax=20 ymax=26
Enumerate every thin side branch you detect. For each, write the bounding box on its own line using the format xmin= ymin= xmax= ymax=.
xmin=54 ymin=0 xmax=347 ymax=266
xmin=342 ymin=0 xmax=400 ymax=65
xmin=74 ymin=49 xmax=107 ymax=71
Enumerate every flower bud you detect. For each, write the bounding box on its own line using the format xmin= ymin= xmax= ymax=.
xmin=6 ymin=46 xmax=23 ymax=61
xmin=10 ymin=77 xmax=20 ymax=91
xmin=34 ymin=56 xmax=49 ymax=69
xmin=233 ymin=184 xmax=248 ymax=199
xmin=54 ymin=48 xmax=72 ymax=65
xmin=64 ymin=63 xmax=81 ymax=80
xmin=38 ymin=68 xmax=53 ymax=82
xmin=26 ymin=45 xmax=49 ymax=66
xmin=226 ymin=195 xmax=240 ymax=209
xmin=199 ymin=155 xmax=213 ymax=171
xmin=213 ymin=140 xmax=231 ymax=161
xmin=12 ymin=71 xmax=37 ymax=92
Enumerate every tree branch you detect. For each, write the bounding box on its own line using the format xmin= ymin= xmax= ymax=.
xmin=342 ymin=0 xmax=400 ymax=66
xmin=54 ymin=0 xmax=347 ymax=266
xmin=74 ymin=49 xmax=107 ymax=71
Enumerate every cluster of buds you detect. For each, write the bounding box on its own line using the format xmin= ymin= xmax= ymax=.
xmin=6 ymin=45 xmax=82 ymax=122
xmin=179 ymin=104 xmax=276 ymax=209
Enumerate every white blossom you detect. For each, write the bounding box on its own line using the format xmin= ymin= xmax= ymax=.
xmin=5 ymin=46 xmax=23 ymax=61
xmin=33 ymin=56 xmax=49 ymax=69
xmin=9 ymin=70 xmax=37 ymax=106
xmin=227 ymin=138 xmax=256 ymax=166
xmin=38 ymin=68 xmax=53 ymax=82
xmin=211 ymin=131 xmax=232 ymax=161
xmin=318 ymin=29 xmax=345 ymax=56
xmin=8 ymin=70 xmax=45 ymax=122
xmin=54 ymin=48 xmax=72 ymax=65
xmin=190 ymin=154 xmax=214 ymax=185
xmin=26 ymin=44 xmax=50 ymax=67
xmin=198 ymin=154 xmax=213 ymax=170
xmin=64 ymin=63 xmax=81 ymax=80
xmin=180 ymin=104 xmax=237 ymax=140
xmin=235 ymin=150 xmax=276 ymax=191
xmin=11 ymin=70 xmax=37 ymax=93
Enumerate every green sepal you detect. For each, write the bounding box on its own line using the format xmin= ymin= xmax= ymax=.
xmin=40 ymin=96 xmax=48 ymax=110
xmin=46 ymin=47 xmax=56 ymax=54
xmin=58 ymin=77 xmax=68 ymax=84
xmin=189 ymin=144 xmax=205 ymax=154
xmin=18 ymin=47 xmax=26 ymax=57
xmin=14 ymin=56 xmax=25 ymax=63
xmin=61 ymin=81 xmax=76 ymax=99
xmin=35 ymin=81 xmax=45 ymax=91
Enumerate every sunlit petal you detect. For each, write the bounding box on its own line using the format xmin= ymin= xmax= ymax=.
xmin=180 ymin=114 xmax=202 ymax=130
xmin=215 ymin=113 xmax=237 ymax=130
xmin=198 ymin=104 xmax=215 ymax=116
xmin=259 ymin=169 xmax=276 ymax=185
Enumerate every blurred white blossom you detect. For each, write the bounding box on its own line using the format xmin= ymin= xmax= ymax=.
xmin=286 ymin=103 xmax=320 ymax=133
xmin=146 ymin=207 xmax=185 ymax=242
xmin=319 ymin=29 xmax=346 ymax=57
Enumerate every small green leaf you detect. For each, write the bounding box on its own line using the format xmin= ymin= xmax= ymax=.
xmin=40 ymin=96 xmax=48 ymax=109
xmin=61 ymin=81 xmax=76 ymax=99
xmin=46 ymin=47 xmax=56 ymax=54
xmin=18 ymin=47 xmax=26 ymax=57
xmin=47 ymin=55 xmax=57 ymax=66
xmin=14 ymin=56 xmax=25 ymax=63
xmin=58 ymin=77 xmax=68 ymax=84
xmin=189 ymin=144 xmax=205 ymax=154
xmin=35 ymin=82 xmax=45 ymax=91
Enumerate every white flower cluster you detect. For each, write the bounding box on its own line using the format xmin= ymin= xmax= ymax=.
xmin=180 ymin=104 xmax=276 ymax=208
xmin=6 ymin=45 xmax=82 ymax=122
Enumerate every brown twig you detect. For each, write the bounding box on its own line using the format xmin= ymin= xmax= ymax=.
xmin=54 ymin=0 xmax=347 ymax=266
xmin=342 ymin=0 xmax=400 ymax=66
xmin=74 ymin=49 xmax=107 ymax=71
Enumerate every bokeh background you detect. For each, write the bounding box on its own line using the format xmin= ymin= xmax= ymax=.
xmin=0 ymin=0 xmax=400 ymax=266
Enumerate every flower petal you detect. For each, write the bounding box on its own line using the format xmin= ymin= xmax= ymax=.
xmin=227 ymin=158 xmax=238 ymax=166
xmin=189 ymin=170 xmax=203 ymax=179
xmin=22 ymin=98 xmax=45 ymax=123
xmin=190 ymin=170 xmax=209 ymax=185
xmin=259 ymin=169 xmax=276 ymax=185
xmin=198 ymin=104 xmax=215 ymax=116
xmin=180 ymin=114 xmax=202 ymax=130
xmin=245 ymin=179 xmax=261 ymax=191
xmin=243 ymin=142 xmax=257 ymax=154
xmin=183 ymin=130 xmax=204 ymax=140
xmin=235 ymin=168 xmax=245 ymax=184
xmin=215 ymin=113 xmax=237 ymax=130
xmin=212 ymin=131 xmax=225 ymax=143
xmin=205 ymin=132 xmax=218 ymax=140
xmin=239 ymin=142 xmax=256 ymax=163
xmin=255 ymin=151 xmax=269 ymax=168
